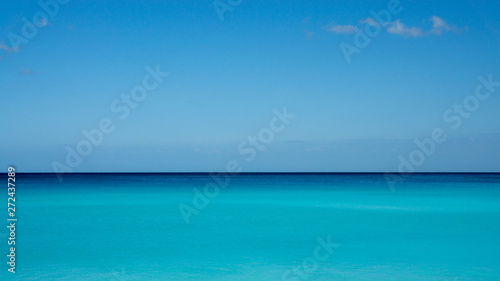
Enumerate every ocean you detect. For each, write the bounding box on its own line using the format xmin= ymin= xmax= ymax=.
xmin=2 ymin=173 xmax=500 ymax=280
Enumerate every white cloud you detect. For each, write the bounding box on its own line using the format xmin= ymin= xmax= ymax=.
xmin=327 ymin=23 xmax=357 ymax=34
xmin=429 ymin=16 xmax=459 ymax=35
xmin=326 ymin=16 xmax=461 ymax=38
xmin=361 ymin=18 xmax=380 ymax=27
xmin=386 ymin=20 xmax=424 ymax=37
xmin=430 ymin=16 xmax=449 ymax=31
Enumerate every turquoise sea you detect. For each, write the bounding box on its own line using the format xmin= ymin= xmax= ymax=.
xmin=2 ymin=173 xmax=500 ymax=280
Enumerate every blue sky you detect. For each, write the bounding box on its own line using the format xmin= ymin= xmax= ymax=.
xmin=1 ymin=0 xmax=500 ymax=173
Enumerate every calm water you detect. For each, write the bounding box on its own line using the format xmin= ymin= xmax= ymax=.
xmin=2 ymin=173 xmax=500 ymax=280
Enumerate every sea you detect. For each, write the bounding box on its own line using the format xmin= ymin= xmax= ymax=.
xmin=2 ymin=173 xmax=500 ymax=280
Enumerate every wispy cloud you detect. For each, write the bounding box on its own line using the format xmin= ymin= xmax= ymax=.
xmin=304 ymin=30 xmax=314 ymax=40
xmin=302 ymin=18 xmax=315 ymax=40
xmin=387 ymin=16 xmax=460 ymax=37
xmin=19 ymin=68 xmax=35 ymax=75
xmin=429 ymin=16 xmax=460 ymax=35
xmin=38 ymin=18 xmax=49 ymax=27
xmin=0 ymin=42 xmax=18 ymax=53
xmin=361 ymin=18 xmax=381 ymax=27
xmin=328 ymin=16 xmax=462 ymax=38
xmin=326 ymin=23 xmax=357 ymax=34
xmin=387 ymin=20 xmax=424 ymax=37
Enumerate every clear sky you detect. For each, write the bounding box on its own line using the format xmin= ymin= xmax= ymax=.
xmin=1 ymin=0 xmax=500 ymax=173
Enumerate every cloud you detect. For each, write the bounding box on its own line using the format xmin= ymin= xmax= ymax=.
xmin=19 ymin=69 xmax=34 ymax=75
xmin=38 ymin=18 xmax=49 ymax=27
xmin=304 ymin=30 xmax=314 ymax=40
xmin=0 ymin=42 xmax=18 ymax=53
xmin=361 ymin=18 xmax=380 ymax=27
xmin=327 ymin=16 xmax=462 ymax=39
xmin=387 ymin=20 xmax=424 ymax=37
xmin=302 ymin=18 xmax=314 ymax=39
xmin=326 ymin=23 xmax=357 ymax=34
xmin=429 ymin=16 xmax=460 ymax=35
xmin=387 ymin=17 xmax=461 ymax=37
xmin=430 ymin=16 xmax=450 ymax=33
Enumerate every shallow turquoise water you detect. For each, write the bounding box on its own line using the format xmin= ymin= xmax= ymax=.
xmin=2 ymin=173 xmax=500 ymax=280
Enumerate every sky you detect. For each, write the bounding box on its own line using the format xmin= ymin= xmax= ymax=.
xmin=1 ymin=0 xmax=500 ymax=173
